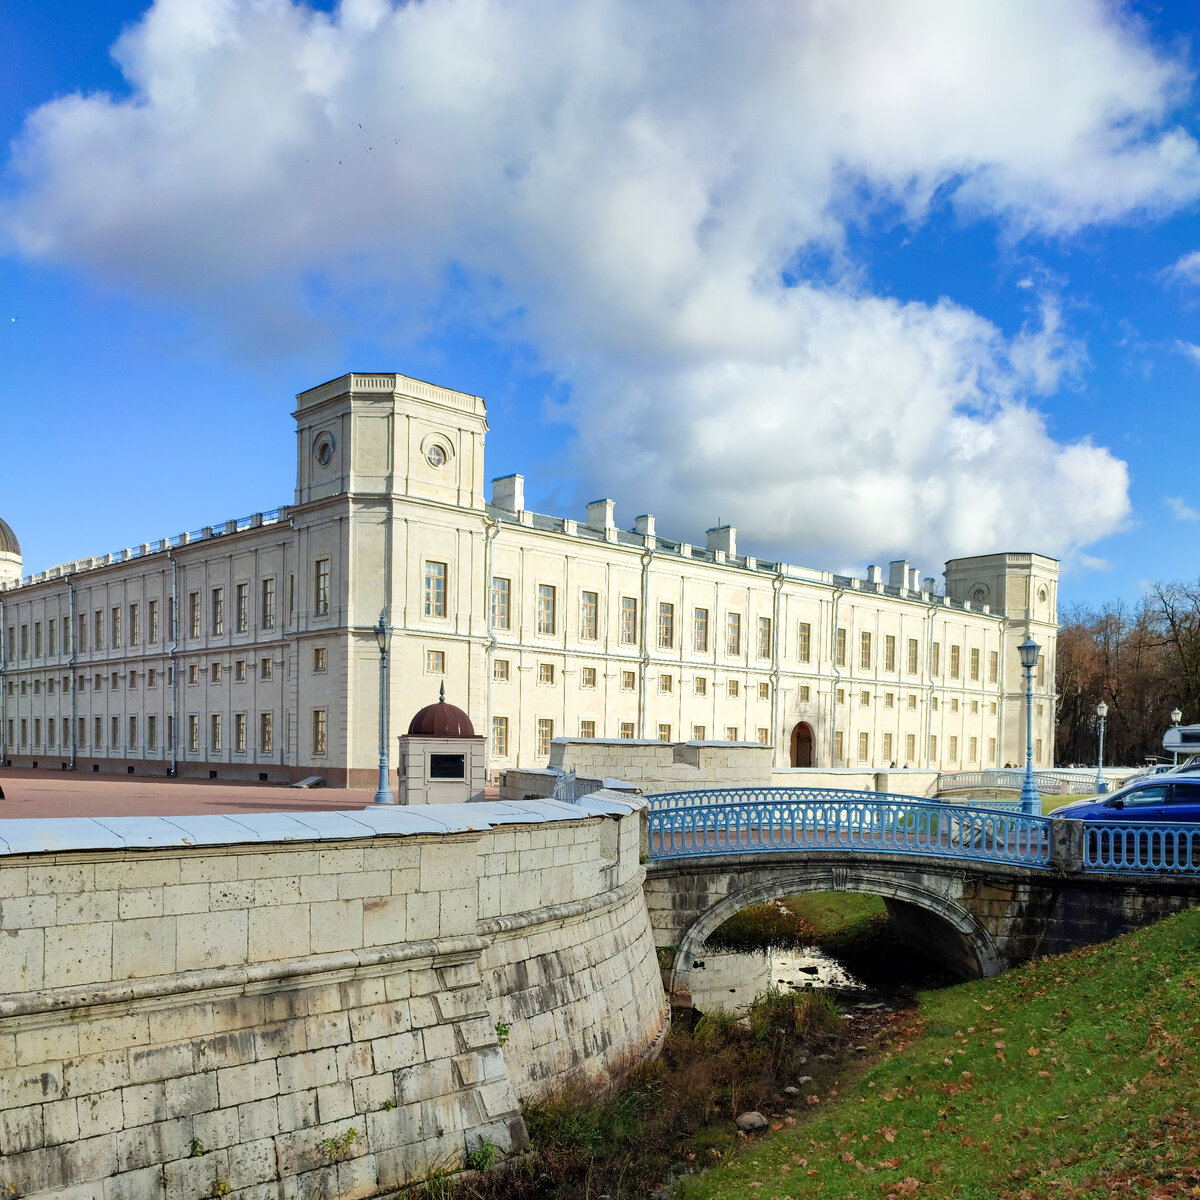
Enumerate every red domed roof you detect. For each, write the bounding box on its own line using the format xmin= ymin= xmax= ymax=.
xmin=407 ymin=685 xmax=476 ymax=738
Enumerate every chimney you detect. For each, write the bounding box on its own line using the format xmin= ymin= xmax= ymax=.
xmin=587 ymin=499 xmax=616 ymax=530
xmin=491 ymin=474 xmax=524 ymax=512
xmin=908 ymin=567 xmax=920 ymax=591
xmin=923 ymin=576 xmax=937 ymax=594
xmin=634 ymin=514 xmax=656 ymax=537
xmin=888 ymin=560 xmax=909 ymax=589
xmin=706 ymin=525 xmax=737 ymax=556
xmin=866 ymin=565 xmax=883 ymax=584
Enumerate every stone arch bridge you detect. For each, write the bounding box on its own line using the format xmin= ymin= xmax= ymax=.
xmin=640 ymin=787 xmax=1200 ymax=996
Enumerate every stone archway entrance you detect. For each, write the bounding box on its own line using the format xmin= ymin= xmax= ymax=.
xmin=790 ymin=722 xmax=814 ymax=767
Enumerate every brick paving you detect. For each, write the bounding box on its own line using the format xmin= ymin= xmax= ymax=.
xmin=0 ymin=768 xmax=372 ymax=819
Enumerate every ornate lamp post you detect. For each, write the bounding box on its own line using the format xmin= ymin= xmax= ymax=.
xmin=1171 ymin=707 xmax=1183 ymax=765
xmin=1018 ymin=636 xmax=1040 ymax=816
xmin=1094 ymin=700 xmax=1108 ymax=795
xmin=373 ymin=611 xmax=395 ymax=805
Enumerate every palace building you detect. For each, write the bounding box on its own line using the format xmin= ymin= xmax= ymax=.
xmin=0 ymin=373 xmax=1059 ymax=787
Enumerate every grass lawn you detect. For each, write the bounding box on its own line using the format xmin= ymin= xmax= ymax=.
xmin=676 ymin=907 xmax=1200 ymax=1200
xmin=782 ymin=892 xmax=887 ymax=934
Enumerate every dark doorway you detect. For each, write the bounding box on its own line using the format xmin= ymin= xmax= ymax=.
xmin=790 ymin=722 xmax=814 ymax=767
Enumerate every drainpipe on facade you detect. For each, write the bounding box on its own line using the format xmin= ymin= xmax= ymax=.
xmin=924 ymin=601 xmax=935 ymax=769
xmin=0 ymin=596 xmax=5 ymax=765
xmin=638 ymin=549 xmax=652 ymax=740
xmin=483 ymin=517 xmax=499 ymax=774
xmin=998 ymin=616 xmax=1008 ymax=769
xmin=168 ymin=549 xmax=179 ymax=777
xmin=67 ymin=577 xmax=77 ymax=770
xmin=771 ymin=571 xmax=784 ymax=767
xmin=830 ymin=586 xmax=845 ymax=766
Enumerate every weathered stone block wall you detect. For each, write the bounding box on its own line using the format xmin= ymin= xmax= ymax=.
xmin=0 ymin=804 xmax=668 ymax=1199
xmin=548 ymin=738 xmax=775 ymax=791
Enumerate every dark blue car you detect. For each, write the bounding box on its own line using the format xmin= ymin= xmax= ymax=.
xmin=1053 ymin=776 xmax=1200 ymax=822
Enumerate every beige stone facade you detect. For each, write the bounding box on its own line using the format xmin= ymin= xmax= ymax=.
xmin=0 ymin=373 xmax=1058 ymax=785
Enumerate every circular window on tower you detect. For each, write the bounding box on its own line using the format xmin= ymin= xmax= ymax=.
xmin=426 ymin=444 xmax=447 ymax=469
xmin=971 ymin=585 xmax=988 ymax=604
xmin=313 ymin=433 xmax=335 ymax=467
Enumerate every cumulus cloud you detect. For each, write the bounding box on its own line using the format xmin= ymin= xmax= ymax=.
xmin=1169 ymin=250 xmax=1200 ymax=284
xmin=1178 ymin=340 xmax=1200 ymax=367
xmin=3 ymin=0 xmax=1189 ymax=563
xmin=1166 ymin=495 xmax=1200 ymax=522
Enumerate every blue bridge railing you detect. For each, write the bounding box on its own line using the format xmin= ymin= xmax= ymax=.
xmin=1082 ymin=823 xmax=1200 ymax=873
xmin=647 ymin=789 xmax=1052 ymax=868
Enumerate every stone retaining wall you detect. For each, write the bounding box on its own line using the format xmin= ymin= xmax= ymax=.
xmin=0 ymin=801 xmax=667 ymax=1199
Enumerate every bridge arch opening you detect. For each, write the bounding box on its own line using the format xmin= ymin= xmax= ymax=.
xmin=665 ymin=866 xmax=1004 ymax=1001
xmin=790 ymin=722 xmax=814 ymax=767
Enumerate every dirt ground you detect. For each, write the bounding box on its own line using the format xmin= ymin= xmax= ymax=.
xmin=0 ymin=768 xmax=372 ymax=819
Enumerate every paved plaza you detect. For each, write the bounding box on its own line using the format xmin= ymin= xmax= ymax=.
xmin=0 ymin=768 xmax=370 ymax=819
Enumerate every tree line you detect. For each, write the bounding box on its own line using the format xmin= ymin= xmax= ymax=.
xmin=1055 ymin=580 xmax=1200 ymax=767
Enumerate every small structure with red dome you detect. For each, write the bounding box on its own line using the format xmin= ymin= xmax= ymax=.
xmin=397 ymin=684 xmax=487 ymax=804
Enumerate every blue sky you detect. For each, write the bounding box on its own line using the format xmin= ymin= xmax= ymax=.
xmin=3 ymin=0 xmax=1200 ymax=612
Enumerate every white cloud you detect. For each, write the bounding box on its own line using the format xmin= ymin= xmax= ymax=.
xmin=3 ymin=0 xmax=1186 ymax=562
xmin=1169 ymin=250 xmax=1200 ymax=284
xmin=1166 ymin=495 xmax=1200 ymax=522
xmin=1177 ymin=340 xmax=1200 ymax=367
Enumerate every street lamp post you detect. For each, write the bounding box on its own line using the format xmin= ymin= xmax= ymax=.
xmin=1094 ymin=701 xmax=1108 ymax=795
xmin=1018 ymin=636 xmax=1040 ymax=817
xmin=373 ymin=611 xmax=395 ymax=805
xmin=1171 ymin=707 xmax=1183 ymax=765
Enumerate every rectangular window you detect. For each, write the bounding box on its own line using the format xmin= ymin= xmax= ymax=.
xmin=693 ymin=607 xmax=709 ymax=652
xmin=988 ymin=736 xmax=996 ymax=764
xmin=581 ymin=666 xmax=597 ymax=688
xmin=167 ymin=596 xmax=176 ymax=641
xmin=728 ymin=679 xmax=739 ymax=697
xmin=312 ymin=709 xmax=327 ymax=755
xmin=884 ymin=691 xmax=894 ymax=708
xmin=970 ymin=647 xmax=980 ymax=681
xmin=949 ymin=734 xmax=958 ymax=762
xmin=148 ymin=715 xmax=157 ymax=751
xmin=693 ymin=725 xmax=707 ymax=740
xmin=425 ymin=649 xmax=444 ymax=674
xmin=858 ymin=731 xmax=869 ymax=762
xmin=757 ymin=727 xmax=770 ymax=746
xmin=189 ymin=593 xmax=200 ymax=639
xmin=882 ymin=732 xmax=893 ymax=762
xmin=491 ymin=715 xmax=508 ymax=757
xmin=932 ymin=696 xmax=939 ymax=711
xmin=860 ymin=689 xmax=870 ymax=706
xmin=797 ymin=621 xmax=811 ymax=663
xmin=314 ymin=559 xmax=331 ymax=616
xmin=908 ymin=694 xmax=917 ymax=711
xmin=129 ymin=670 xmax=138 ymax=690
xmin=1035 ymin=737 xmax=1043 ymax=764
xmin=111 ymin=715 xmax=120 ymax=750
xmin=210 ymin=589 xmax=224 ymax=636
xmin=726 ymin=613 xmax=742 ymax=657
xmin=129 ymin=603 xmax=140 ymax=646
xmin=907 ymin=638 xmax=919 ymax=674
xmin=235 ymin=713 xmax=247 ymax=753
xmin=950 ymin=644 xmax=961 ymax=678
xmin=260 ymin=657 xmax=272 ymax=680
xmin=234 ymin=660 xmax=246 ymax=683
xmin=657 ymin=723 xmax=672 ymax=743
xmin=260 ymin=712 xmax=273 ymax=754
xmin=211 ymin=661 xmax=222 ymax=685
xmin=727 ymin=726 xmax=740 ymax=742
xmin=424 ymin=561 xmax=447 ymax=617
xmin=929 ymin=734 xmax=937 ymax=761
xmin=94 ymin=610 xmax=103 ymax=650
xmin=932 ymin=642 xmax=941 ymax=676
xmin=235 ymin=583 xmax=248 ymax=633
xmin=885 ymin=634 xmax=896 ymax=671
xmin=758 ymin=681 xmax=770 ymax=701
xmin=110 ymin=607 xmax=121 ymax=648
xmin=971 ymin=699 xmax=979 ymax=714
xmin=951 ymin=697 xmax=959 ymax=712
xmin=620 ymin=597 xmax=638 ymax=645
xmin=860 ymin=631 xmax=872 ymax=669
xmin=833 ymin=730 xmax=844 ymax=762
xmin=798 ymin=685 xmax=810 ymax=701
xmin=78 ymin=614 xmax=87 ymax=653
xmin=1037 ymin=655 xmax=1045 ymax=687
xmin=658 ymin=602 xmax=675 ymax=649
xmin=537 ymin=584 xmax=557 ymax=635
xmin=835 ymin=627 xmax=846 ymax=666
xmin=128 ymin=716 xmax=138 ymax=750
xmin=969 ymin=735 xmax=978 ymax=763
xmin=48 ymin=618 xmax=56 ymax=657
xmin=94 ymin=672 xmax=102 ymax=691
xmin=490 ymin=577 xmax=510 ymax=629
xmin=694 ymin=676 xmax=707 ymax=696
xmin=167 ymin=715 xmax=175 ymax=751
xmin=906 ymin=733 xmax=916 ymax=763
xmin=493 ymin=658 xmax=510 ymax=682
xmin=621 ymin=670 xmax=636 ymax=691
xmin=659 ymin=673 xmax=672 ymax=693
xmin=149 ymin=599 xmax=159 ymax=643
xmin=95 ymin=716 xmax=103 ymax=750
xmin=210 ymin=713 xmax=222 ymax=753
xmin=78 ymin=717 xmax=85 ymax=747
xmin=580 ymin=591 xmax=598 ymax=640
xmin=536 ymin=718 xmax=554 ymax=757
xmin=538 ymin=663 xmax=555 ymax=685
xmin=580 ymin=719 xmax=596 ymax=739
xmin=33 ymin=718 xmax=41 ymax=748
xmin=111 ymin=671 xmax=119 ymax=690
xmin=836 ymin=686 xmax=845 ymax=704
xmin=989 ymin=650 xmax=999 ymax=682
xmin=620 ymin=721 xmax=635 ymax=739
xmin=260 ymin=579 xmax=276 ymax=630
xmin=757 ymin=617 xmax=772 ymax=660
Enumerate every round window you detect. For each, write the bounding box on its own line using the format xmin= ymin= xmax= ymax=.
xmin=313 ymin=434 xmax=335 ymax=467
xmin=1038 ymin=587 xmax=1048 ymax=603
xmin=426 ymin=444 xmax=447 ymax=468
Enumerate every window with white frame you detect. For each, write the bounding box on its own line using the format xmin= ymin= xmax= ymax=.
xmin=312 ymin=709 xmax=327 ymax=755
xmin=797 ymin=621 xmax=811 ymax=663
xmin=491 ymin=577 xmax=510 ymax=629
xmin=581 ymin=666 xmax=597 ymax=688
xmin=726 ymin=613 xmax=741 ymax=656
xmin=426 ymin=650 xmax=445 ymax=674
xmin=536 ymin=718 xmax=554 ymax=756
xmin=657 ymin=723 xmax=672 ymax=742
xmin=620 ymin=597 xmax=638 ymax=645
xmin=260 ymin=712 xmax=273 ymax=754
xmin=424 ymin=562 xmax=447 ymax=617
xmin=620 ymin=721 xmax=635 ymax=739
xmin=580 ymin=719 xmax=596 ymax=738
xmin=659 ymin=673 xmax=672 ymax=693
xmin=491 ymin=716 xmax=508 ymax=757
xmin=726 ymin=725 xmax=739 ymax=742
xmin=694 ymin=676 xmax=707 ymax=696
xmin=537 ymin=584 xmax=557 ymax=635
xmin=538 ymin=663 xmax=555 ymax=685
xmin=728 ymin=679 xmax=739 ymax=698
xmin=693 ymin=607 xmax=709 ymax=652
xmin=621 ymin=670 xmax=636 ymax=691
xmin=580 ymin=591 xmax=598 ymax=640
xmin=757 ymin=617 xmax=772 ymax=660
xmin=210 ymin=589 xmax=224 ymax=636
xmin=493 ymin=658 xmax=510 ymax=682
xmin=314 ymin=559 xmax=331 ymax=617
xmin=693 ymin=725 xmax=706 ymax=739
xmin=658 ymin=602 xmax=674 ymax=649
